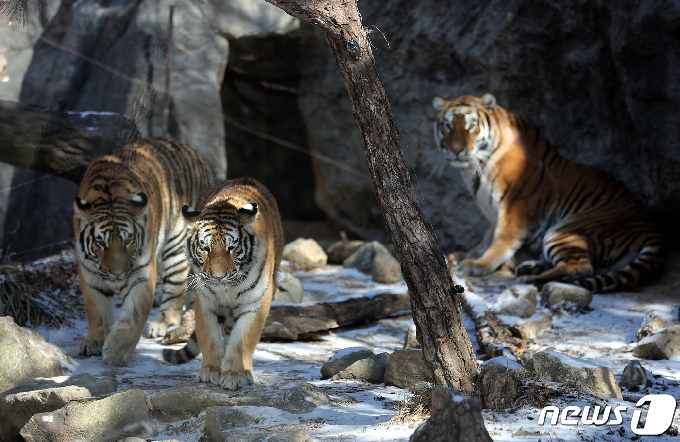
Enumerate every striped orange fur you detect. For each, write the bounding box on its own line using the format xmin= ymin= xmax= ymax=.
xmin=432 ymin=93 xmax=665 ymax=292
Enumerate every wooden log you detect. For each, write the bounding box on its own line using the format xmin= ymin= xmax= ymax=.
xmin=0 ymin=100 xmax=140 ymax=183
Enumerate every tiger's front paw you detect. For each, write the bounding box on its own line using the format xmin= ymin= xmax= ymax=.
xmin=459 ymin=259 xmax=493 ymax=276
xmin=147 ymin=321 xmax=168 ymax=339
xmin=197 ymin=367 xmax=220 ymax=385
xmin=77 ymin=338 xmax=104 ymax=357
xmin=101 ymin=327 xmax=139 ymax=367
xmin=219 ymin=370 xmax=254 ymax=391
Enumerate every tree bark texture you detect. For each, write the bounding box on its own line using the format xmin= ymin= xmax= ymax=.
xmin=265 ymin=0 xmax=478 ymax=393
xmin=0 ymin=100 xmax=140 ymax=183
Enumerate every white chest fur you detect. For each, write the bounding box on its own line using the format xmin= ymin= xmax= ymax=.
xmin=460 ymin=168 xmax=499 ymax=223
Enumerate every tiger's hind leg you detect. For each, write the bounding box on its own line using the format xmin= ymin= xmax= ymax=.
xmin=148 ymin=229 xmax=190 ymax=338
xmin=516 ymin=232 xmax=594 ymax=284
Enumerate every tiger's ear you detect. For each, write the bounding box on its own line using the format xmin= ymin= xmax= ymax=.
xmin=237 ymin=202 xmax=258 ymax=223
xmin=432 ymin=96 xmax=447 ymax=111
xmin=481 ymin=93 xmax=497 ymax=111
xmin=74 ymin=196 xmax=92 ymax=219
xmin=182 ymin=205 xmax=202 ymax=223
xmin=129 ymin=192 xmax=148 ymax=216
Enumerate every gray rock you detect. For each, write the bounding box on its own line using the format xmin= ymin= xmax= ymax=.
xmin=633 ymin=324 xmax=680 ymax=360
xmin=204 ymin=407 xmax=311 ymax=442
xmin=475 ymin=357 xmax=527 ymax=410
xmin=371 ymin=243 xmax=402 ymax=284
xmin=343 ymin=242 xmax=376 ymax=272
xmin=384 ymin=349 xmax=434 ymax=389
xmin=0 ymin=372 xmax=118 ymax=442
xmin=0 ymin=316 xmax=70 ymax=393
xmin=619 ymin=361 xmax=653 ymax=391
xmin=326 ymin=235 xmax=366 ymax=264
xmin=410 ymin=387 xmax=492 ymax=442
xmin=151 ymin=380 xmax=330 ymax=421
xmin=525 ymin=350 xmax=622 ymax=399
xmin=283 ymin=238 xmax=328 ymax=270
xmin=508 ymin=312 xmax=553 ymax=339
xmin=637 ymin=311 xmax=676 ymax=341
xmin=343 ymin=241 xmax=402 ymax=283
xmin=332 ymin=352 xmax=390 ymax=384
xmin=404 ymin=325 xmax=420 ymax=349
xmin=274 ymin=271 xmax=304 ymax=303
xmin=541 ymin=282 xmax=593 ymax=310
xmin=321 ymin=348 xmax=375 ymax=379
xmin=493 ymin=287 xmax=537 ymax=318
xmin=20 ymin=388 xmax=153 ymax=442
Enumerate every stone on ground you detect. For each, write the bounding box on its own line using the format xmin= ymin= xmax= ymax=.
xmin=541 ymin=282 xmax=593 ymax=310
xmin=0 ymin=316 xmax=71 ymax=393
xmin=0 ymin=372 xmax=118 ymax=442
xmin=474 ymin=357 xmax=526 ymax=410
xmin=410 ymin=387 xmax=492 ymax=442
xmin=633 ymin=324 xmax=680 ymax=360
xmin=204 ymin=406 xmax=311 ymax=442
xmin=320 ymin=347 xmax=375 ymax=379
xmin=332 ymin=352 xmax=390 ymax=384
xmin=384 ymin=349 xmax=434 ymax=389
xmin=619 ymin=360 xmax=654 ymax=390
xmin=283 ymin=238 xmax=328 ymax=270
xmin=20 ymin=388 xmax=152 ymax=442
xmin=525 ymin=350 xmax=622 ymax=399
xmin=151 ymin=380 xmax=330 ymax=422
xmin=274 ymin=271 xmax=304 ymax=303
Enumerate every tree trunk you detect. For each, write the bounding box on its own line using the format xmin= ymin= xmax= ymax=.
xmin=265 ymin=0 xmax=478 ymax=394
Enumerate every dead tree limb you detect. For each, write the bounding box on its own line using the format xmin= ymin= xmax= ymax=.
xmin=265 ymin=0 xmax=478 ymax=393
xmin=0 ymin=100 xmax=140 ymax=183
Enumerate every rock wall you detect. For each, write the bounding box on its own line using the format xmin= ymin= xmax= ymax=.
xmin=298 ymin=0 xmax=680 ymax=251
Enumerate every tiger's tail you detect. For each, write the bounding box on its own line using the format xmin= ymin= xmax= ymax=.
xmin=576 ymin=237 xmax=665 ymax=293
xmin=162 ymin=331 xmax=201 ymax=364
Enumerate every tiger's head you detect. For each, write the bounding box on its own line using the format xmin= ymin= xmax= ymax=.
xmin=182 ymin=201 xmax=259 ymax=286
xmin=74 ymin=170 xmax=149 ymax=281
xmin=432 ymin=93 xmax=498 ymax=170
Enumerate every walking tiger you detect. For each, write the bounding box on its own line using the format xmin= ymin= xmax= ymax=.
xmin=162 ymin=177 xmax=283 ymax=390
xmin=74 ymin=138 xmax=213 ymax=366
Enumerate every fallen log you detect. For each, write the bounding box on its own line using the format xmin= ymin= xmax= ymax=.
xmin=0 ymin=100 xmax=140 ymax=182
xmin=163 ymin=291 xmax=411 ymax=343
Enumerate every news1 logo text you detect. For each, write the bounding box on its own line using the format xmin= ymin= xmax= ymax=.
xmin=538 ymin=394 xmax=677 ymax=436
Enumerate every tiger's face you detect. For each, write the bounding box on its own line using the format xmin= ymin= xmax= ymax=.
xmin=74 ymin=177 xmax=148 ymax=281
xmin=183 ymin=202 xmax=259 ymax=286
xmin=432 ymin=93 xmax=498 ymax=170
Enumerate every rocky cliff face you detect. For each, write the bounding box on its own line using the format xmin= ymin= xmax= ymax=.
xmin=298 ymin=0 xmax=680 ymax=251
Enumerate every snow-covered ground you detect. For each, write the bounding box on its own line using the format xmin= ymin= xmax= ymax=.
xmin=28 ymin=254 xmax=680 ymax=441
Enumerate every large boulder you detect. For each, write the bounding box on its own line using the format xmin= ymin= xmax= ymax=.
xmin=20 ymin=388 xmax=152 ymax=442
xmin=0 ymin=316 xmax=71 ymax=393
xmin=0 ymin=372 xmax=118 ymax=442
xmin=296 ymin=0 xmax=680 ymax=251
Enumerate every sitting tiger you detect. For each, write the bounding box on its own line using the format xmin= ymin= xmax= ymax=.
xmin=162 ymin=177 xmax=283 ymax=390
xmin=432 ymin=93 xmax=665 ymax=292
xmin=74 ymin=138 xmax=213 ymax=366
